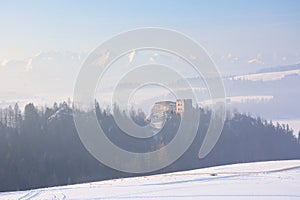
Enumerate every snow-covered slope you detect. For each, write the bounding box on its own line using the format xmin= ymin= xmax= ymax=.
xmin=230 ymin=69 xmax=300 ymax=81
xmin=1 ymin=160 xmax=300 ymax=200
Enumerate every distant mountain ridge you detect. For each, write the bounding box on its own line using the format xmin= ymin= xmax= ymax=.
xmin=257 ymin=63 xmax=300 ymax=73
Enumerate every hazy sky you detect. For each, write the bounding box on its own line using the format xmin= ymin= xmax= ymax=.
xmin=1 ymin=0 xmax=300 ymax=108
xmin=1 ymin=0 xmax=300 ymax=60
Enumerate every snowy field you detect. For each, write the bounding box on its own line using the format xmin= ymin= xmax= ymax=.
xmin=230 ymin=69 xmax=300 ymax=81
xmin=1 ymin=160 xmax=300 ymax=200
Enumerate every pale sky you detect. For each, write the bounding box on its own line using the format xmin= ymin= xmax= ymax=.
xmin=1 ymin=0 xmax=300 ymax=108
xmin=1 ymin=0 xmax=300 ymax=60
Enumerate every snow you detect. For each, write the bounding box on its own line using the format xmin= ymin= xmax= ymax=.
xmin=1 ymin=160 xmax=300 ymax=200
xmin=248 ymin=58 xmax=264 ymax=64
xmin=199 ymin=95 xmax=273 ymax=106
xmin=230 ymin=69 xmax=300 ymax=81
xmin=227 ymin=95 xmax=273 ymax=103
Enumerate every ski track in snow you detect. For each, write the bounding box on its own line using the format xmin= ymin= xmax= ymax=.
xmin=18 ymin=191 xmax=40 ymax=200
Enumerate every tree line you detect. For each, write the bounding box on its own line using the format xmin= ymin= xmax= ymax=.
xmin=0 ymin=101 xmax=299 ymax=192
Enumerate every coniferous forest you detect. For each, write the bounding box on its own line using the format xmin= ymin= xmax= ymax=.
xmin=0 ymin=101 xmax=299 ymax=192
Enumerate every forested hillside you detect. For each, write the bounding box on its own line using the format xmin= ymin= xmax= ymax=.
xmin=0 ymin=102 xmax=299 ymax=192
